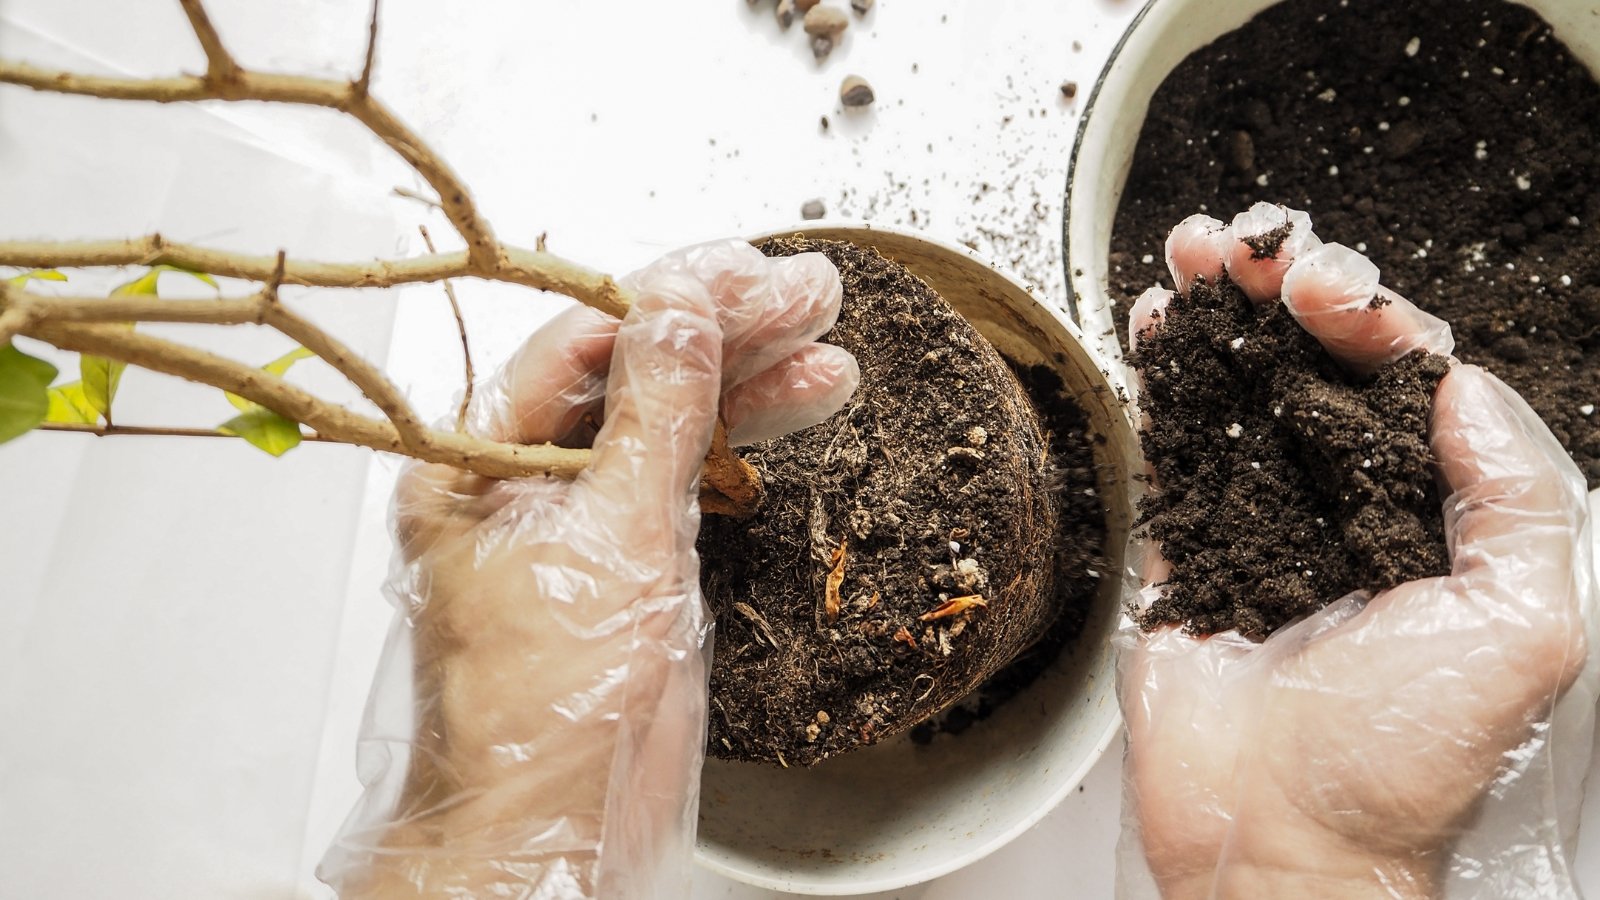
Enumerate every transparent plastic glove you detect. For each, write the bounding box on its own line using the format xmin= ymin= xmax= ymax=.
xmin=318 ymin=240 xmax=859 ymax=899
xmin=1118 ymin=209 xmax=1598 ymax=900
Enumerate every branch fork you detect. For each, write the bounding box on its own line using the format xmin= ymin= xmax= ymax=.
xmin=0 ymin=0 xmax=763 ymax=515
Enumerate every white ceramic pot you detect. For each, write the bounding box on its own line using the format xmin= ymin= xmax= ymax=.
xmin=694 ymin=222 xmax=1139 ymax=894
xmin=1063 ymin=0 xmax=1600 ymax=390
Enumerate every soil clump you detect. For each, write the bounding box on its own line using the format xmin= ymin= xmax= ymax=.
xmin=1130 ymin=275 xmax=1450 ymax=639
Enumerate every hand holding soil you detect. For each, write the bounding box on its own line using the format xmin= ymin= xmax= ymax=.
xmin=320 ymin=241 xmax=859 ymax=897
xmin=1122 ymin=209 xmax=1591 ymax=898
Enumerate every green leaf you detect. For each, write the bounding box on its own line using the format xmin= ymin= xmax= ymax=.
xmin=0 ymin=342 xmax=59 ymax=444
xmin=81 ymin=352 xmax=128 ymax=422
xmin=7 ymin=269 xmax=67 ymax=286
xmin=45 ymin=381 xmax=99 ymax=425
xmin=110 ymin=266 xmax=218 ymax=297
xmin=226 ymin=346 xmax=315 ymax=411
xmin=219 ymin=408 xmax=303 ymax=457
xmin=111 ymin=269 xmax=163 ymax=297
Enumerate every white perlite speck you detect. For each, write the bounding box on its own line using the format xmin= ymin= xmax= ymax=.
xmin=1405 ymin=36 xmax=1421 ymax=57
xmin=1226 ymin=423 xmax=1244 ymax=439
xmin=1141 ymin=254 xmax=1154 ymax=264
xmin=1229 ymin=337 xmax=1245 ymax=350
xmin=1583 ymin=404 xmax=1596 ymax=417
xmin=1516 ymin=174 xmax=1533 ymax=191
xmin=1256 ymin=173 xmax=1270 ymax=186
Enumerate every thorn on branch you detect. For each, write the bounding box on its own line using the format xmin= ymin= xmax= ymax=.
xmin=393 ymin=186 xmax=443 ymax=210
xmin=265 ymin=249 xmax=287 ymax=303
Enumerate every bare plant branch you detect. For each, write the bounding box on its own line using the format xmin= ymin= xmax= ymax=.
xmin=0 ymin=36 xmax=503 ymax=267
xmin=177 ymin=0 xmax=240 ymax=82
xmin=354 ymin=0 xmax=381 ymax=99
xmin=0 ymin=294 xmax=36 ymax=344
xmin=38 ymin=421 xmax=346 ymax=443
xmin=0 ymin=236 xmax=633 ymax=318
xmin=419 ymin=225 xmax=475 ymax=432
xmin=21 ymin=316 xmax=592 ymax=480
xmin=0 ymin=0 xmax=769 ymax=512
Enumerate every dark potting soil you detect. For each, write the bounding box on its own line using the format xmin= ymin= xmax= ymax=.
xmin=1130 ymin=276 xmax=1451 ymax=639
xmin=1108 ymin=0 xmax=1600 ymax=487
xmin=911 ymin=363 xmax=1106 ymax=745
xmin=699 ymin=237 xmax=1068 ymax=767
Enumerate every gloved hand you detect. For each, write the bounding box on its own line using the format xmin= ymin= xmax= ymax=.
xmin=1119 ymin=204 xmax=1598 ymax=899
xmin=318 ymin=240 xmax=859 ymax=898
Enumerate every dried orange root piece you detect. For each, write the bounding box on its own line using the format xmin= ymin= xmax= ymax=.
xmin=918 ymin=594 xmax=988 ymax=622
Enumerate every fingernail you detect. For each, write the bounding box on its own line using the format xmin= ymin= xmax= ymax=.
xmin=1165 ymin=214 xmax=1230 ymax=294
xmin=1282 ymin=242 xmax=1381 ymax=313
xmin=1129 ymin=287 xmax=1174 ymax=352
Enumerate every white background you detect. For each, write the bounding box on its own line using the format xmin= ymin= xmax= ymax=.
xmin=1 ymin=1 xmax=1598 ymax=897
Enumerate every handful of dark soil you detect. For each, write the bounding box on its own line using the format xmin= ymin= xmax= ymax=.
xmin=699 ymin=237 xmax=1083 ymax=767
xmin=1131 ymin=277 xmax=1450 ymax=639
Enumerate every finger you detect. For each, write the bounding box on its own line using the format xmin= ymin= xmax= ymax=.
xmin=582 ymin=267 xmax=723 ymax=522
xmin=630 ymin=241 xmax=844 ymax=389
xmin=1128 ymin=286 xmax=1175 ymax=353
xmin=1431 ymin=366 xmax=1585 ymax=589
xmin=1280 ymin=242 xmax=1454 ymax=374
xmin=1165 ymin=214 xmax=1231 ymax=296
xmin=473 ymin=304 xmax=619 ymax=445
xmin=723 ymin=343 xmax=860 ymax=446
xmin=1224 ymin=202 xmax=1321 ymax=304
xmin=724 ymin=251 xmax=845 ymax=385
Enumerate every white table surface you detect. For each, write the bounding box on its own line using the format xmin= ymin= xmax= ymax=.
xmin=2 ymin=1 xmax=1599 ymax=897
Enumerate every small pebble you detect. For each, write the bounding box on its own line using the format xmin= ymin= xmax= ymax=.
xmin=1405 ymin=36 xmax=1421 ymax=57
xmin=1060 ymin=80 xmax=1079 ymax=100
xmin=801 ymin=198 xmax=826 ymax=220
xmin=1226 ymin=423 xmax=1244 ymax=438
xmin=804 ymin=4 xmax=849 ymax=37
xmin=811 ymin=35 xmax=834 ymax=59
xmin=840 ymin=74 xmax=875 ymax=107
xmin=819 ymin=114 xmax=830 ymax=131
xmin=775 ymin=0 xmax=796 ymax=28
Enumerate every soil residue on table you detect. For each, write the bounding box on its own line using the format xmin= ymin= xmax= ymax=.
xmin=1131 ymin=276 xmax=1450 ymax=639
xmin=699 ymin=237 xmax=1079 ymax=766
xmin=1109 ymin=0 xmax=1600 ymax=486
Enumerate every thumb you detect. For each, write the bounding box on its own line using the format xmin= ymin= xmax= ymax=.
xmin=580 ymin=266 xmax=723 ymax=530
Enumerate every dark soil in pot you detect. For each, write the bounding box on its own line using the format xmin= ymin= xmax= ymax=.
xmin=698 ymin=237 xmax=1106 ymax=766
xmin=1109 ymin=0 xmax=1600 ymax=487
